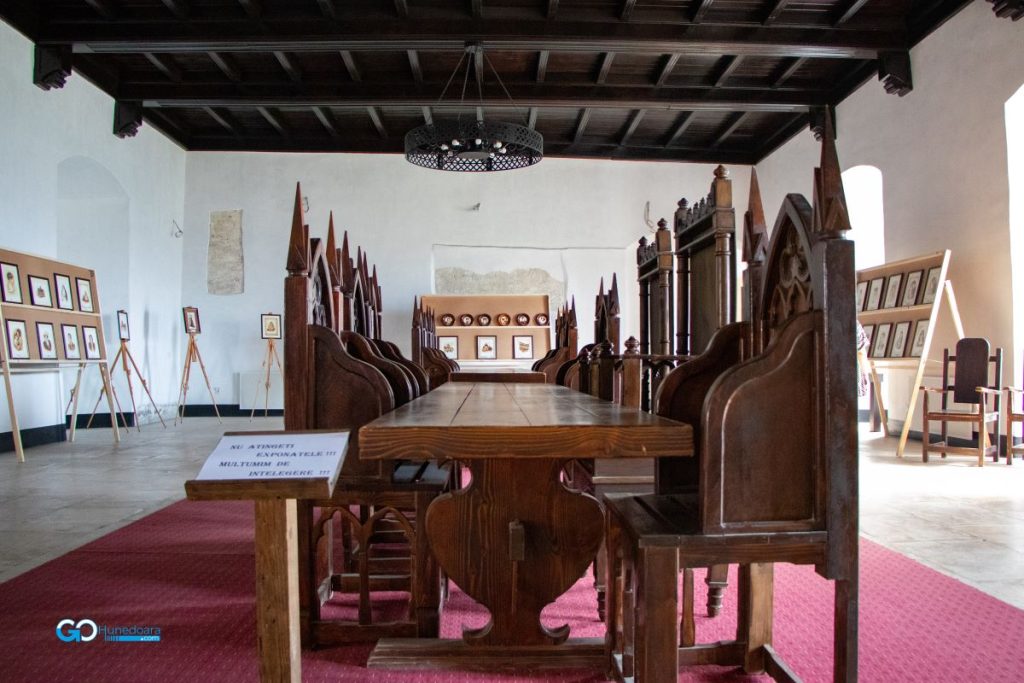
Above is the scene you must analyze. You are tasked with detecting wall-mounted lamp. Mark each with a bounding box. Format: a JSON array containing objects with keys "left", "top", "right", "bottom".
[{"left": 171, "top": 219, "right": 183, "bottom": 238}]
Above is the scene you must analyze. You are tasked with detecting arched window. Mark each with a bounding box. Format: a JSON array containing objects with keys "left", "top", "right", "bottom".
[
  {"left": 841, "top": 165, "right": 885, "bottom": 270},
  {"left": 1005, "top": 84, "right": 1024, "bottom": 432}
]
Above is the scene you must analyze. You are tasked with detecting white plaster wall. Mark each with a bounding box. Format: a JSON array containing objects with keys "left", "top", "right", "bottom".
[
  {"left": 183, "top": 153, "right": 749, "bottom": 403},
  {"left": 0, "top": 21, "right": 187, "bottom": 432},
  {"left": 756, "top": 2, "right": 1024, "bottom": 436}
]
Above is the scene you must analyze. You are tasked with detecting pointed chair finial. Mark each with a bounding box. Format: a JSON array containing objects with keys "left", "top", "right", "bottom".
[
  {"left": 326, "top": 212, "right": 341, "bottom": 286},
  {"left": 816, "top": 114, "right": 851, "bottom": 237},
  {"left": 743, "top": 168, "right": 769, "bottom": 265},
  {"left": 287, "top": 182, "right": 309, "bottom": 273}
]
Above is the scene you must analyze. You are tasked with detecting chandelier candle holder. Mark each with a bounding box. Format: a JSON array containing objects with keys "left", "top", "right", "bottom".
[{"left": 404, "top": 44, "right": 543, "bottom": 172}]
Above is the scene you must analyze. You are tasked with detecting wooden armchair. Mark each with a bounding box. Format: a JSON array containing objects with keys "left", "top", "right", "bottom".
[
  {"left": 285, "top": 190, "right": 448, "bottom": 646},
  {"left": 1006, "top": 364, "right": 1023, "bottom": 464},
  {"left": 921, "top": 338, "right": 1003, "bottom": 466},
  {"left": 605, "top": 125, "right": 858, "bottom": 682}
]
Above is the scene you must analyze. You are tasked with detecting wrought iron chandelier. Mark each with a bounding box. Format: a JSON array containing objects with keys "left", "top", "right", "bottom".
[{"left": 404, "top": 44, "right": 543, "bottom": 172}]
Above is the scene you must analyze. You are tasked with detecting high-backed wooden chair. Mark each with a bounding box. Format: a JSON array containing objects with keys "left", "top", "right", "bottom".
[
  {"left": 1006, "top": 363, "right": 1024, "bottom": 464},
  {"left": 533, "top": 299, "right": 579, "bottom": 381},
  {"left": 921, "top": 338, "right": 1003, "bottom": 466},
  {"left": 411, "top": 299, "right": 458, "bottom": 388},
  {"left": 285, "top": 189, "right": 448, "bottom": 646},
  {"left": 605, "top": 124, "right": 858, "bottom": 682}
]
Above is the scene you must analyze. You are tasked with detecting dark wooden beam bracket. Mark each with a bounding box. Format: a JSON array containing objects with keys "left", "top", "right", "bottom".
[
  {"left": 878, "top": 51, "right": 912, "bottom": 96},
  {"left": 808, "top": 105, "right": 836, "bottom": 140},
  {"left": 33, "top": 45, "right": 72, "bottom": 91},
  {"left": 113, "top": 100, "right": 143, "bottom": 138},
  {"left": 987, "top": 0, "right": 1024, "bottom": 20}
]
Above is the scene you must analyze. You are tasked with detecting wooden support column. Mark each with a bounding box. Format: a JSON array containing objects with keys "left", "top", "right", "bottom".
[{"left": 254, "top": 498, "right": 301, "bottom": 683}]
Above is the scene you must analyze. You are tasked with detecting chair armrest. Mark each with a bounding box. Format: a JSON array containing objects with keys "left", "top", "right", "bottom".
[
  {"left": 919, "top": 386, "right": 950, "bottom": 394},
  {"left": 976, "top": 387, "right": 1001, "bottom": 396},
  {"left": 1005, "top": 386, "right": 1024, "bottom": 395}
]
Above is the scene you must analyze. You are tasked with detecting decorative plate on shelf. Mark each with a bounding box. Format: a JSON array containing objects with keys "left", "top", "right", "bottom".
[
  {"left": 476, "top": 314, "right": 492, "bottom": 326},
  {"left": 458, "top": 313, "right": 474, "bottom": 326},
  {"left": 515, "top": 313, "right": 530, "bottom": 326},
  {"left": 440, "top": 313, "right": 456, "bottom": 326},
  {"left": 495, "top": 313, "right": 511, "bottom": 326},
  {"left": 535, "top": 313, "right": 549, "bottom": 326}
]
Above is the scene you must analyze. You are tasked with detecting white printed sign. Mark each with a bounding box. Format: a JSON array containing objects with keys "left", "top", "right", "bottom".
[{"left": 195, "top": 432, "right": 348, "bottom": 484}]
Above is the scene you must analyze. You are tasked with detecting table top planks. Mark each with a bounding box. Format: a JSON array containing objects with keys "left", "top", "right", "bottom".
[{"left": 359, "top": 383, "right": 692, "bottom": 461}]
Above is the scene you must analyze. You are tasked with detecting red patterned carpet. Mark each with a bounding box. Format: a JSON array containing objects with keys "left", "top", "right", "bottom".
[{"left": 1, "top": 500, "right": 1022, "bottom": 682}]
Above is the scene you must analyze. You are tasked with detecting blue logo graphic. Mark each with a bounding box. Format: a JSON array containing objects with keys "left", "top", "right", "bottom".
[
  {"left": 56, "top": 619, "right": 98, "bottom": 642},
  {"left": 56, "top": 618, "right": 161, "bottom": 643}
]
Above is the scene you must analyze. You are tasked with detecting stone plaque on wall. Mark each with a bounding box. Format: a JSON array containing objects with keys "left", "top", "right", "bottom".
[{"left": 207, "top": 210, "right": 244, "bottom": 295}]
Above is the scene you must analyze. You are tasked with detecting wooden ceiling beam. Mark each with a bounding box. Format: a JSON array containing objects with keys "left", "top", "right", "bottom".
[
  {"left": 238, "top": 0, "right": 262, "bottom": 20},
  {"left": 572, "top": 108, "right": 591, "bottom": 144},
  {"left": 407, "top": 50, "right": 423, "bottom": 84},
  {"left": 257, "top": 105, "right": 288, "bottom": 136},
  {"left": 313, "top": 106, "right": 340, "bottom": 138},
  {"left": 536, "top": 51, "right": 549, "bottom": 83},
  {"left": 664, "top": 111, "right": 694, "bottom": 147},
  {"left": 366, "top": 106, "right": 387, "bottom": 138},
  {"left": 655, "top": 54, "right": 680, "bottom": 87},
  {"left": 473, "top": 46, "right": 484, "bottom": 87},
  {"left": 340, "top": 50, "right": 362, "bottom": 82},
  {"left": 159, "top": 0, "right": 189, "bottom": 21},
  {"left": 691, "top": 0, "right": 715, "bottom": 23},
  {"left": 619, "top": 108, "right": 645, "bottom": 145},
  {"left": 144, "top": 52, "right": 182, "bottom": 82},
  {"left": 596, "top": 52, "right": 615, "bottom": 84},
  {"left": 712, "top": 111, "right": 749, "bottom": 146},
  {"left": 203, "top": 106, "right": 243, "bottom": 136},
  {"left": 471, "top": 0, "right": 483, "bottom": 20},
  {"left": 833, "top": 0, "right": 872, "bottom": 26},
  {"left": 546, "top": 0, "right": 559, "bottom": 20},
  {"left": 393, "top": 0, "right": 409, "bottom": 19},
  {"left": 713, "top": 55, "right": 742, "bottom": 87},
  {"left": 762, "top": 0, "right": 790, "bottom": 25},
  {"left": 316, "top": 0, "right": 337, "bottom": 20},
  {"left": 57, "top": 22, "right": 902, "bottom": 60},
  {"left": 421, "top": 106, "right": 433, "bottom": 124},
  {"left": 620, "top": 0, "right": 637, "bottom": 21},
  {"left": 273, "top": 51, "right": 302, "bottom": 82},
  {"left": 129, "top": 83, "right": 823, "bottom": 112},
  {"left": 527, "top": 107, "right": 538, "bottom": 129},
  {"left": 207, "top": 51, "right": 243, "bottom": 82},
  {"left": 770, "top": 56, "right": 805, "bottom": 87},
  {"left": 84, "top": 0, "right": 118, "bottom": 19}
]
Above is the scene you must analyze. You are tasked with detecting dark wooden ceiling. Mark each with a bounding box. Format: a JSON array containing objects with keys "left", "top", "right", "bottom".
[{"left": 0, "top": 0, "right": 977, "bottom": 164}]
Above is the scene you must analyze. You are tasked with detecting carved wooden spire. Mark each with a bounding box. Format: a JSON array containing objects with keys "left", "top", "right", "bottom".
[
  {"left": 609, "top": 273, "right": 620, "bottom": 314},
  {"left": 815, "top": 114, "right": 851, "bottom": 237},
  {"left": 287, "top": 182, "right": 309, "bottom": 273},
  {"left": 340, "top": 230, "right": 354, "bottom": 294},
  {"left": 743, "top": 168, "right": 769, "bottom": 265},
  {"left": 326, "top": 212, "right": 341, "bottom": 287}
]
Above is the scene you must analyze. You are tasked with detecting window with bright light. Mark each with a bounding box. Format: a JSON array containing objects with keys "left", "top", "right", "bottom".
[{"left": 842, "top": 165, "right": 885, "bottom": 270}]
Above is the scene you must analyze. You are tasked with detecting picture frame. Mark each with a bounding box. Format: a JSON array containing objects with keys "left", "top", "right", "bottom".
[
  {"left": 901, "top": 270, "right": 923, "bottom": 307},
  {"left": 82, "top": 325, "right": 101, "bottom": 360},
  {"left": 117, "top": 310, "right": 131, "bottom": 341},
  {"left": 36, "top": 322, "right": 57, "bottom": 360},
  {"left": 61, "top": 324, "right": 81, "bottom": 360},
  {"left": 855, "top": 281, "right": 868, "bottom": 312},
  {"left": 921, "top": 266, "right": 942, "bottom": 305},
  {"left": 475, "top": 335, "right": 497, "bottom": 360},
  {"left": 438, "top": 335, "right": 459, "bottom": 360},
  {"left": 28, "top": 275, "right": 53, "bottom": 308},
  {"left": 870, "top": 322, "right": 892, "bottom": 358},
  {"left": 182, "top": 306, "right": 201, "bottom": 334},
  {"left": 909, "top": 319, "right": 929, "bottom": 358},
  {"left": 76, "top": 277, "right": 95, "bottom": 313},
  {"left": 889, "top": 321, "right": 911, "bottom": 358},
  {"left": 882, "top": 273, "right": 903, "bottom": 309},
  {"left": 261, "top": 313, "right": 282, "bottom": 340},
  {"left": 865, "top": 277, "right": 884, "bottom": 311},
  {"left": 4, "top": 319, "right": 30, "bottom": 360},
  {"left": 513, "top": 335, "right": 534, "bottom": 360},
  {"left": 54, "top": 274, "right": 74, "bottom": 310},
  {"left": 861, "top": 324, "right": 875, "bottom": 351},
  {"left": 0, "top": 262, "right": 22, "bottom": 304}
]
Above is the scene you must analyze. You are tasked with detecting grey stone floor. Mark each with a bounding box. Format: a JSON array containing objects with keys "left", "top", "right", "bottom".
[{"left": 1, "top": 418, "right": 1022, "bottom": 609}]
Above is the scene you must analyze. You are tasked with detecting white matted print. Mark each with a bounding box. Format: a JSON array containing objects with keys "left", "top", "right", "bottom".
[
  {"left": 909, "top": 319, "right": 929, "bottom": 358},
  {"left": 261, "top": 313, "right": 282, "bottom": 340},
  {"left": 865, "top": 278, "right": 884, "bottom": 311},
  {"left": 870, "top": 323, "right": 892, "bottom": 358},
  {"left": 901, "top": 270, "right": 923, "bottom": 307},
  {"left": 475, "top": 335, "right": 497, "bottom": 360},
  {"left": 5, "top": 319, "right": 29, "bottom": 360},
  {"left": 1, "top": 262, "right": 22, "bottom": 304},
  {"left": 61, "top": 324, "right": 81, "bottom": 360},
  {"left": 55, "top": 274, "right": 74, "bottom": 310},
  {"left": 36, "top": 322, "right": 57, "bottom": 360},
  {"left": 82, "top": 326, "right": 101, "bottom": 360},
  {"left": 76, "top": 277, "right": 95, "bottom": 313},
  {"left": 855, "top": 281, "right": 868, "bottom": 312},
  {"left": 117, "top": 310, "right": 131, "bottom": 341},
  {"left": 28, "top": 275, "right": 53, "bottom": 307},
  {"left": 889, "top": 321, "right": 911, "bottom": 358},
  {"left": 438, "top": 336, "right": 459, "bottom": 360},
  {"left": 882, "top": 273, "right": 902, "bottom": 309},
  {"left": 921, "top": 267, "right": 942, "bottom": 305},
  {"left": 513, "top": 335, "right": 534, "bottom": 359}
]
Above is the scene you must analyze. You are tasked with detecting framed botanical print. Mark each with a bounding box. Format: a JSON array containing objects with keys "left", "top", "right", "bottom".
[
  {"left": 0, "top": 262, "right": 22, "bottom": 303},
  {"left": 861, "top": 324, "right": 875, "bottom": 351},
  {"left": 82, "top": 325, "right": 101, "bottom": 360},
  {"left": 261, "top": 313, "right": 282, "bottom": 339},
  {"left": 438, "top": 335, "right": 459, "bottom": 360},
  {"left": 182, "top": 306, "right": 201, "bottom": 334},
  {"left": 882, "top": 273, "right": 902, "bottom": 309},
  {"left": 76, "top": 277, "right": 95, "bottom": 313},
  {"left": 61, "top": 324, "right": 81, "bottom": 360},
  {"left": 901, "top": 270, "right": 923, "bottom": 307},
  {"left": 889, "top": 321, "right": 911, "bottom": 358},
  {"left": 870, "top": 322, "right": 892, "bottom": 358},
  {"left": 855, "top": 281, "right": 868, "bottom": 312},
  {"left": 909, "top": 319, "right": 929, "bottom": 358},
  {"left": 117, "top": 310, "right": 131, "bottom": 341},
  {"left": 4, "top": 319, "right": 30, "bottom": 360},
  {"left": 28, "top": 275, "right": 53, "bottom": 307},
  {"left": 513, "top": 335, "right": 534, "bottom": 359},
  {"left": 865, "top": 278, "right": 884, "bottom": 311},
  {"left": 475, "top": 335, "right": 497, "bottom": 360},
  {"left": 36, "top": 322, "right": 58, "bottom": 360},
  {"left": 921, "top": 267, "right": 942, "bottom": 305},
  {"left": 54, "top": 274, "right": 74, "bottom": 310}
]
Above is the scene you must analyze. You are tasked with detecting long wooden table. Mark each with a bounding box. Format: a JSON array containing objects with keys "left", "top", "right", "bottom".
[{"left": 359, "top": 382, "right": 692, "bottom": 670}]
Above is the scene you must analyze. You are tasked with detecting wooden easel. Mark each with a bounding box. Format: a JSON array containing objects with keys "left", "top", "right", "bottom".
[
  {"left": 62, "top": 362, "right": 121, "bottom": 447},
  {"left": 175, "top": 333, "right": 221, "bottom": 425},
  {"left": 249, "top": 337, "right": 283, "bottom": 421},
  {"left": 86, "top": 339, "right": 167, "bottom": 431}
]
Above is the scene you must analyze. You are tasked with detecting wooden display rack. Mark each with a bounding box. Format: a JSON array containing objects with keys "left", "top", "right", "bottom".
[
  {"left": 0, "top": 248, "right": 119, "bottom": 462},
  {"left": 856, "top": 250, "right": 964, "bottom": 458},
  {"left": 420, "top": 294, "right": 551, "bottom": 363}
]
